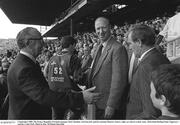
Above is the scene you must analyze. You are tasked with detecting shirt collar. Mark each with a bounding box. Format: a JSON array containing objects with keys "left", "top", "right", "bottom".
[
  {"left": 139, "top": 47, "right": 155, "bottom": 62},
  {"left": 20, "top": 50, "right": 36, "bottom": 64},
  {"left": 102, "top": 36, "right": 111, "bottom": 48}
]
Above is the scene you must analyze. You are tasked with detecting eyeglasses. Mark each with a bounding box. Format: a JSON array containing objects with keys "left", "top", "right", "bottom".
[
  {"left": 27, "top": 37, "right": 44, "bottom": 45},
  {"left": 28, "top": 37, "right": 43, "bottom": 41}
]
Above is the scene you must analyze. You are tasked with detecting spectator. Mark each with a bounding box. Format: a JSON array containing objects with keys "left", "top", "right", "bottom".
[
  {"left": 150, "top": 64, "right": 180, "bottom": 120},
  {"left": 0, "top": 61, "right": 9, "bottom": 107},
  {"left": 47, "top": 36, "right": 83, "bottom": 119},
  {"left": 156, "top": 5, "right": 180, "bottom": 57},
  {"left": 126, "top": 24, "right": 170, "bottom": 119},
  {"left": 88, "top": 17, "right": 128, "bottom": 119},
  {"left": 81, "top": 46, "right": 93, "bottom": 73}
]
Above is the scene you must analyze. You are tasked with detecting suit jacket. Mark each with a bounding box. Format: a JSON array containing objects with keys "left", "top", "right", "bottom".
[
  {"left": 126, "top": 48, "right": 170, "bottom": 119},
  {"left": 7, "top": 54, "right": 84, "bottom": 120},
  {"left": 89, "top": 37, "right": 128, "bottom": 110}
]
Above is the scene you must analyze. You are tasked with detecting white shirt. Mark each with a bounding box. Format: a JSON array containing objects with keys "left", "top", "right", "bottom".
[
  {"left": 159, "top": 13, "right": 180, "bottom": 41},
  {"left": 20, "top": 50, "right": 36, "bottom": 64},
  {"left": 128, "top": 52, "right": 136, "bottom": 83}
]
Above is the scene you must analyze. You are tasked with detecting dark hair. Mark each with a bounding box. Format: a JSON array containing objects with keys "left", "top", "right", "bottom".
[
  {"left": 151, "top": 64, "right": 180, "bottom": 115},
  {"left": 176, "top": 5, "right": 180, "bottom": 13},
  {"left": 129, "top": 24, "right": 156, "bottom": 46},
  {"left": 61, "top": 36, "right": 77, "bottom": 49},
  {"left": 6, "top": 50, "right": 12, "bottom": 58}
]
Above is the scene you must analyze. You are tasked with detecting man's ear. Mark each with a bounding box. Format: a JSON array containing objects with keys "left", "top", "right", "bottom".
[
  {"left": 160, "top": 95, "right": 167, "bottom": 106},
  {"left": 137, "top": 39, "right": 142, "bottom": 47},
  {"left": 25, "top": 39, "right": 30, "bottom": 46}
]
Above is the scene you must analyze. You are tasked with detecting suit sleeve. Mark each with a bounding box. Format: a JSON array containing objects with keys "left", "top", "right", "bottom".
[
  {"left": 18, "top": 66, "right": 84, "bottom": 109},
  {"left": 107, "top": 45, "right": 128, "bottom": 108},
  {"left": 136, "top": 66, "right": 160, "bottom": 119}
]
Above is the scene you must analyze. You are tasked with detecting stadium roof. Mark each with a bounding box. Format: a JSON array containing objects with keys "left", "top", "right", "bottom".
[
  {"left": 43, "top": 0, "right": 170, "bottom": 37},
  {"left": 43, "top": 0, "right": 115, "bottom": 37},
  {"left": 0, "top": 0, "right": 72, "bottom": 26},
  {"left": 0, "top": 0, "right": 143, "bottom": 26},
  {"left": 0, "top": 0, "right": 174, "bottom": 37}
]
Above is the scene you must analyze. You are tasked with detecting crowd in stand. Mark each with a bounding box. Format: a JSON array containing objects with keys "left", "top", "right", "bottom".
[
  {"left": 1, "top": 11, "right": 180, "bottom": 119},
  {"left": 0, "top": 14, "right": 171, "bottom": 106},
  {"left": 0, "top": 14, "right": 171, "bottom": 70}
]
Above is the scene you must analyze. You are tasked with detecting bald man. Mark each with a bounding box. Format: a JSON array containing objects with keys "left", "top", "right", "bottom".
[
  {"left": 88, "top": 17, "right": 128, "bottom": 119},
  {"left": 7, "top": 27, "right": 101, "bottom": 119}
]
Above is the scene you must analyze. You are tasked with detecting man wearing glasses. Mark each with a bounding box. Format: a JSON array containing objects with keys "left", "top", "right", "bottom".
[{"left": 7, "top": 27, "right": 101, "bottom": 120}]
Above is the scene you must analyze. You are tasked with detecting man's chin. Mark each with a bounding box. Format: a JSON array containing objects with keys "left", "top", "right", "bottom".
[{"left": 99, "top": 37, "right": 105, "bottom": 41}]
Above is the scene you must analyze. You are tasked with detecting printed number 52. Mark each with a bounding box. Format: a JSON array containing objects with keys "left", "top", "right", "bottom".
[{"left": 54, "top": 67, "right": 62, "bottom": 75}]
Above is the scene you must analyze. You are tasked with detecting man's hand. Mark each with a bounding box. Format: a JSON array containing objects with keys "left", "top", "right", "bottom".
[
  {"left": 104, "top": 106, "right": 115, "bottom": 119},
  {"left": 82, "top": 86, "right": 101, "bottom": 104}
]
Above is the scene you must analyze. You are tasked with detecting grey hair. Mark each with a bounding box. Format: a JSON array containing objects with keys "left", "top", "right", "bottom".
[{"left": 16, "top": 27, "right": 40, "bottom": 49}]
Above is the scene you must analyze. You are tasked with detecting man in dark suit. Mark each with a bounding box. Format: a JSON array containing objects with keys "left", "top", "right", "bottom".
[
  {"left": 126, "top": 24, "right": 171, "bottom": 119},
  {"left": 81, "top": 46, "right": 92, "bottom": 73},
  {"left": 88, "top": 17, "right": 128, "bottom": 119},
  {"left": 7, "top": 27, "right": 101, "bottom": 120}
]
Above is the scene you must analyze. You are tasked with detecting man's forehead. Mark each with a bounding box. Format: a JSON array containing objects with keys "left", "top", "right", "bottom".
[
  {"left": 32, "top": 34, "right": 41, "bottom": 38},
  {"left": 25, "top": 30, "right": 41, "bottom": 39},
  {"left": 95, "top": 18, "right": 109, "bottom": 26}
]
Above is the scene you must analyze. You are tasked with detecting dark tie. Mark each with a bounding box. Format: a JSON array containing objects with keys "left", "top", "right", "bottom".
[{"left": 91, "top": 44, "right": 103, "bottom": 76}]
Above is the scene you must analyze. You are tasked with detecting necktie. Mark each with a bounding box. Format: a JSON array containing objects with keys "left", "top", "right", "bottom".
[{"left": 92, "top": 44, "right": 103, "bottom": 71}]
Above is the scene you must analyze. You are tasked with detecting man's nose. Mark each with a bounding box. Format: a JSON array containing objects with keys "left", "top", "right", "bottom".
[
  {"left": 99, "top": 28, "right": 103, "bottom": 34},
  {"left": 128, "top": 45, "right": 132, "bottom": 50}
]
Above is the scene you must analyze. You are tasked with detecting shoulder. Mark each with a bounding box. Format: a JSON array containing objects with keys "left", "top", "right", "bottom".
[
  {"left": 111, "top": 41, "right": 127, "bottom": 54},
  {"left": 142, "top": 49, "right": 169, "bottom": 63},
  {"left": 148, "top": 49, "right": 170, "bottom": 65},
  {"left": 140, "top": 51, "right": 170, "bottom": 74},
  {"left": 110, "top": 38, "right": 124, "bottom": 49},
  {"left": 10, "top": 54, "right": 33, "bottom": 70}
]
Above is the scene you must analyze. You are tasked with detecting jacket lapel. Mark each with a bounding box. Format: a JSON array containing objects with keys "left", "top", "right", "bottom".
[
  {"left": 92, "top": 39, "right": 113, "bottom": 79},
  {"left": 88, "top": 44, "right": 101, "bottom": 84}
]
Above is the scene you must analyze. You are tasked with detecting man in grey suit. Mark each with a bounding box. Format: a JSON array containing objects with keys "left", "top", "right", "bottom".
[
  {"left": 89, "top": 17, "right": 128, "bottom": 119},
  {"left": 126, "top": 24, "right": 170, "bottom": 119}
]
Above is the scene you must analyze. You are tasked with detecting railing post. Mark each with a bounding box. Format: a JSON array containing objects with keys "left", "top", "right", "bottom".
[
  {"left": 87, "top": 104, "right": 96, "bottom": 120},
  {"left": 173, "top": 40, "right": 176, "bottom": 57}
]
